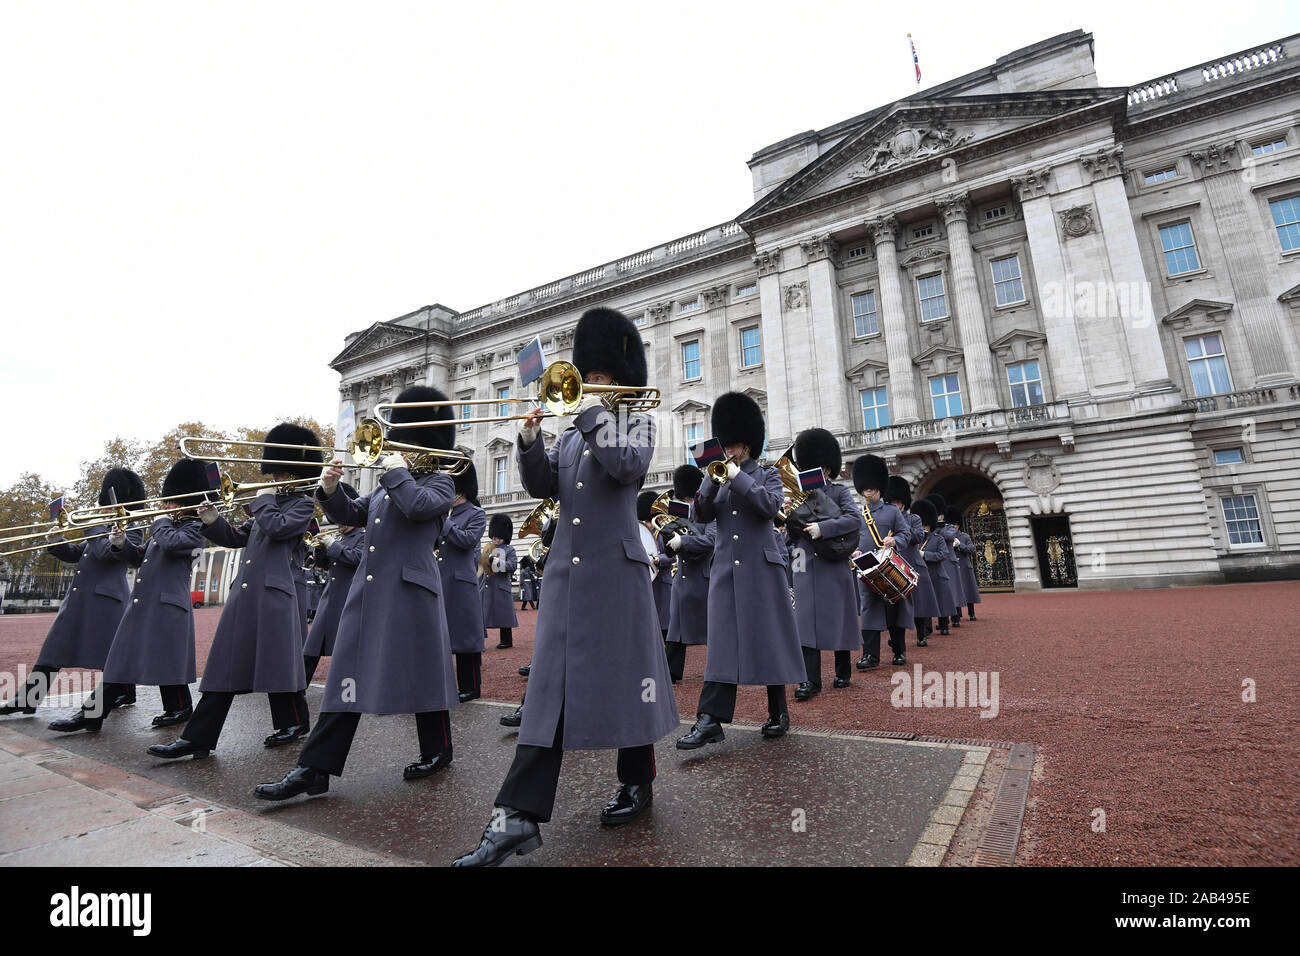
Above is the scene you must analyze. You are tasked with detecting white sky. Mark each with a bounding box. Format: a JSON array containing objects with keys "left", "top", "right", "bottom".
[{"left": 3, "top": 0, "right": 1297, "bottom": 490}]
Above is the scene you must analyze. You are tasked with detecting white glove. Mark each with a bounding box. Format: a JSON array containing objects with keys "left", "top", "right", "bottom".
[
  {"left": 255, "top": 486, "right": 276, "bottom": 499},
  {"left": 381, "top": 452, "right": 406, "bottom": 472},
  {"left": 198, "top": 503, "right": 220, "bottom": 526},
  {"left": 519, "top": 420, "right": 541, "bottom": 448},
  {"left": 668, "top": 533, "right": 683, "bottom": 553},
  {"left": 575, "top": 394, "right": 605, "bottom": 417},
  {"left": 725, "top": 459, "right": 740, "bottom": 480},
  {"left": 491, "top": 552, "right": 507, "bottom": 573},
  {"left": 806, "top": 522, "right": 822, "bottom": 540},
  {"left": 108, "top": 528, "right": 126, "bottom": 549},
  {"left": 319, "top": 466, "right": 340, "bottom": 496}
]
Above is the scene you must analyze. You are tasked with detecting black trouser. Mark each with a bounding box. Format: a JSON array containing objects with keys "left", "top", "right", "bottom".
[
  {"left": 861, "top": 628, "right": 907, "bottom": 659},
  {"left": 456, "top": 652, "right": 482, "bottom": 696},
  {"left": 10, "top": 665, "right": 57, "bottom": 709},
  {"left": 801, "top": 646, "right": 821, "bottom": 689},
  {"left": 78, "top": 681, "right": 188, "bottom": 719},
  {"left": 968, "top": 602, "right": 977, "bottom": 617},
  {"left": 497, "top": 627, "right": 513, "bottom": 648},
  {"left": 496, "top": 708, "right": 653, "bottom": 823},
  {"left": 697, "top": 681, "right": 787, "bottom": 723},
  {"left": 304, "top": 655, "right": 320, "bottom": 684},
  {"left": 953, "top": 604, "right": 962, "bottom": 620},
  {"left": 182, "top": 690, "right": 310, "bottom": 749},
  {"left": 664, "top": 641, "right": 686, "bottom": 682},
  {"left": 299, "top": 709, "right": 451, "bottom": 777}
]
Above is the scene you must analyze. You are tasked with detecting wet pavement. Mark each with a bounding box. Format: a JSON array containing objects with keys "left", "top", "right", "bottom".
[{"left": 2, "top": 685, "right": 981, "bottom": 866}]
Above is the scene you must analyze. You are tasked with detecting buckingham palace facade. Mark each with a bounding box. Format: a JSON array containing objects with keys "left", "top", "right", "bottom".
[{"left": 329, "top": 29, "right": 1300, "bottom": 591}]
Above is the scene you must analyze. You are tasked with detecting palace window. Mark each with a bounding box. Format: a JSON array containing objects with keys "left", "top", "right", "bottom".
[
  {"left": 929, "top": 374, "right": 963, "bottom": 418},
  {"left": 845, "top": 244, "right": 871, "bottom": 259},
  {"left": 459, "top": 396, "right": 474, "bottom": 430},
  {"left": 633, "top": 313, "right": 648, "bottom": 326},
  {"left": 912, "top": 223, "right": 935, "bottom": 240},
  {"left": 682, "top": 340, "right": 701, "bottom": 381},
  {"left": 494, "top": 456, "right": 509, "bottom": 495},
  {"left": 859, "top": 388, "right": 890, "bottom": 430},
  {"left": 736, "top": 282, "right": 758, "bottom": 297},
  {"left": 1220, "top": 494, "right": 1263, "bottom": 545},
  {"left": 1144, "top": 167, "right": 1178, "bottom": 185},
  {"left": 1007, "top": 360, "right": 1044, "bottom": 407},
  {"left": 496, "top": 385, "right": 511, "bottom": 417},
  {"left": 740, "top": 326, "right": 762, "bottom": 368},
  {"left": 1251, "top": 139, "right": 1287, "bottom": 156},
  {"left": 1184, "top": 333, "right": 1232, "bottom": 397},
  {"left": 1213, "top": 447, "right": 1245, "bottom": 466},
  {"left": 990, "top": 255, "right": 1026, "bottom": 306},
  {"left": 917, "top": 273, "right": 949, "bottom": 321},
  {"left": 983, "top": 204, "right": 1009, "bottom": 222},
  {"left": 851, "top": 291, "right": 879, "bottom": 337},
  {"left": 680, "top": 299, "right": 701, "bottom": 313},
  {"left": 684, "top": 422, "right": 703, "bottom": 465},
  {"left": 1158, "top": 221, "right": 1201, "bottom": 276},
  {"left": 1268, "top": 196, "right": 1300, "bottom": 252}
]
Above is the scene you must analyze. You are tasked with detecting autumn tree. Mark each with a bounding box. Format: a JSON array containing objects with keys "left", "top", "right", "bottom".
[{"left": 0, "top": 471, "right": 66, "bottom": 588}]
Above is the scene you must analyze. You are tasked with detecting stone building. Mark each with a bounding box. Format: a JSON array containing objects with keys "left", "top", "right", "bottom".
[{"left": 329, "top": 29, "right": 1300, "bottom": 591}]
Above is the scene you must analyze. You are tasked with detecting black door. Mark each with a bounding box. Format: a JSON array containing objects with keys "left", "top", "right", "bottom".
[{"left": 1031, "top": 516, "right": 1077, "bottom": 588}]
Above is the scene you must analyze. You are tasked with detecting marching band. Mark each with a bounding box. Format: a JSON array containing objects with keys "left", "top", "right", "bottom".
[{"left": 0, "top": 304, "right": 984, "bottom": 866}]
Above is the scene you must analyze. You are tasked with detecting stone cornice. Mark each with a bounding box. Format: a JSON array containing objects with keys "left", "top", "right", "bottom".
[{"left": 1122, "top": 71, "right": 1300, "bottom": 139}]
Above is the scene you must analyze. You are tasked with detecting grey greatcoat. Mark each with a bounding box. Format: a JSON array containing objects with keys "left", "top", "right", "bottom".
[
  {"left": 102, "top": 517, "right": 203, "bottom": 686},
  {"left": 940, "top": 523, "right": 965, "bottom": 610},
  {"left": 37, "top": 525, "right": 146, "bottom": 670},
  {"left": 857, "top": 498, "right": 916, "bottom": 630},
  {"left": 902, "top": 512, "right": 939, "bottom": 619},
  {"left": 514, "top": 405, "right": 679, "bottom": 751},
  {"left": 789, "top": 482, "right": 864, "bottom": 652},
  {"left": 437, "top": 500, "right": 487, "bottom": 654},
  {"left": 696, "top": 459, "right": 806, "bottom": 686},
  {"left": 199, "top": 493, "right": 315, "bottom": 693},
  {"left": 955, "top": 531, "right": 982, "bottom": 605},
  {"left": 481, "top": 544, "right": 519, "bottom": 629},
  {"left": 650, "top": 541, "right": 673, "bottom": 632},
  {"left": 302, "top": 527, "right": 364, "bottom": 659},
  {"left": 923, "top": 529, "right": 957, "bottom": 617},
  {"left": 519, "top": 567, "right": 540, "bottom": 604},
  {"left": 666, "top": 517, "right": 715, "bottom": 646},
  {"left": 317, "top": 469, "right": 459, "bottom": 714}
]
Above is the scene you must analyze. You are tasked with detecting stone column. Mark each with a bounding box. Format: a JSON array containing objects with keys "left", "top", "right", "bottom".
[
  {"left": 1191, "top": 141, "right": 1300, "bottom": 385},
  {"left": 755, "top": 249, "right": 792, "bottom": 445},
  {"left": 867, "top": 216, "right": 921, "bottom": 423},
  {"left": 801, "top": 235, "right": 851, "bottom": 434},
  {"left": 1012, "top": 167, "right": 1091, "bottom": 400},
  {"left": 937, "top": 193, "right": 1001, "bottom": 412}
]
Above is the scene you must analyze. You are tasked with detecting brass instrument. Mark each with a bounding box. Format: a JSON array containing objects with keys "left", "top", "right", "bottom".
[
  {"left": 374, "top": 359, "right": 660, "bottom": 428},
  {"left": 772, "top": 446, "right": 807, "bottom": 522},
  {"left": 528, "top": 536, "right": 549, "bottom": 567},
  {"left": 706, "top": 456, "right": 737, "bottom": 485},
  {"left": 0, "top": 510, "right": 86, "bottom": 547},
  {"left": 478, "top": 540, "right": 497, "bottom": 577},
  {"left": 305, "top": 526, "right": 341, "bottom": 549},
  {"left": 345, "top": 420, "right": 472, "bottom": 475},
  {"left": 519, "top": 498, "right": 558, "bottom": 539},
  {"left": 0, "top": 521, "right": 150, "bottom": 558}
]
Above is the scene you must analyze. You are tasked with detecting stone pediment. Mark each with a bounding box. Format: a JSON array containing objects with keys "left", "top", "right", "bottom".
[
  {"left": 844, "top": 357, "right": 889, "bottom": 381},
  {"left": 1161, "top": 299, "right": 1233, "bottom": 329},
  {"left": 739, "top": 89, "right": 1126, "bottom": 227},
  {"left": 901, "top": 244, "right": 949, "bottom": 266},
  {"left": 485, "top": 437, "right": 514, "bottom": 453},
  {"left": 1279, "top": 283, "right": 1300, "bottom": 304},
  {"left": 330, "top": 322, "right": 426, "bottom": 368},
  {"left": 672, "top": 399, "right": 712, "bottom": 414},
  {"left": 989, "top": 328, "right": 1048, "bottom": 362},
  {"left": 912, "top": 344, "right": 965, "bottom": 375}
]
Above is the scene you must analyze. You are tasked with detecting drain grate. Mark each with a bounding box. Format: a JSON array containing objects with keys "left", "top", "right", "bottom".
[{"left": 973, "top": 742, "right": 1035, "bottom": 866}]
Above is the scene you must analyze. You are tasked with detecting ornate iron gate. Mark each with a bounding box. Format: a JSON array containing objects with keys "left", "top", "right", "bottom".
[
  {"left": 1032, "top": 516, "right": 1078, "bottom": 588},
  {"left": 964, "top": 500, "right": 1015, "bottom": 591}
]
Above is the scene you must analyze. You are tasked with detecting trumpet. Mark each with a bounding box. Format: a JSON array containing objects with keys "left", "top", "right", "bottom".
[
  {"left": 305, "top": 526, "right": 341, "bottom": 549},
  {"left": 707, "top": 456, "right": 737, "bottom": 485},
  {"left": 373, "top": 360, "right": 661, "bottom": 429}
]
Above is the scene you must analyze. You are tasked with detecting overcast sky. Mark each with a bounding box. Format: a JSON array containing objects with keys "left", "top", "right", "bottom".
[{"left": 3, "top": 0, "right": 1297, "bottom": 491}]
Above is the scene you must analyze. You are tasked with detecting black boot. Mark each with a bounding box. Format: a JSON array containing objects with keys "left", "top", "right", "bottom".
[
  {"left": 264, "top": 723, "right": 310, "bottom": 748},
  {"left": 152, "top": 707, "right": 193, "bottom": 728},
  {"left": 499, "top": 701, "right": 524, "bottom": 728},
  {"left": 451, "top": 807, "right": 542, "bottom": 867},
  {"left": 147, "top": 738, "right": 211, "bottom": 760},
  {"left": 600, "top": 783, "right": 652, "bottom": 826},
  {"left": 254, "top": 765, "right": 330, "bottom": 801},
  {"left": 403, "top": 749, "right": 453, "bottom": 779},
  {"left": 676, "top": 714, "right": 724, "bottom": 750},
  {"left": 794, "top": 681, "right": 819, "bottom": 701},
  {"left": 48, "top": 712, "right": 103, "bottom": 733},
  {"left": 761, "top": 712, "right": 790, "bottom": 738}
]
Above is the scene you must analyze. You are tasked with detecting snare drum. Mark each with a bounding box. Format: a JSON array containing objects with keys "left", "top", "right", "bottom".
[{"left": 853, "top": 547, "right": 920, "bottom": 604}]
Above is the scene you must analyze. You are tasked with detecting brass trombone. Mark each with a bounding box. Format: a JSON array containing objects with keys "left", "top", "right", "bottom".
[
  {"left": 178, "top": 433, "right": 471, "bottom": 477},
  {"left": 346, "top": 420, "right": 472, "bottom": 475},
  {"left": 0, "top": 510, "right": 86, "bottom": 547},
  {"left": 0, "top": 522, "right": 149, "bottom": 559},
  {"left": 373, "top": 360, "right": 660, "bottom": 428}
]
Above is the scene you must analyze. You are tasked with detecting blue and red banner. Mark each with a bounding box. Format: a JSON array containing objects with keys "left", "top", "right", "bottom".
[
  {"left": 48, "top": 496, "right": 64, "bottom": 519},
  {"left": 797, "top": 468, "right": 826, "bottom": 493},
  {"left": 517, "top": 336, "right": 545, "bottom": 388},
  {"left": 691, "top": 438, "right": 725, "bottom": 467},
  {"left": 667, "top": 500, "right": 691, "bottom": 518}
]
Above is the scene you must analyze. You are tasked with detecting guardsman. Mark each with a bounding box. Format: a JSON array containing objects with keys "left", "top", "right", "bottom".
[
  {"left": 482, "top": 514, "right": 519, "bottom": 648},
  {"left": 927, "top": 493, "right": 964, "bottom": 629},
  {"left": 883, "top": 475, "right": 938, "bottom": 650},
  {"left": 637, "top": 490, "right": 674, "bottom": 640},
  {"left": 439, "top": 463, "right": 488, "bottom": 702},
  {"left": 676, "top": 392, "right": 805, "bottom": 751},
  {"left": 915, "top": 498, "right": 954, "bottom": 637},
  {"left": 453, "top": 306, "right": 678, "bottom": 866},
  {"left": 255, "top": 386, "right": 461, "bottom": 799},
  {"left": 2, "top": 468, "right": 146, "bottom": 717},
  {"left": 950, "top": 516, "right": 982, "bottom": 621},
  {"left": 302, "top": 483, "right": 364, "bottom": 684},
  {"left": 148, "top": 423, "right": 321, "bottom": 760},
  {"left": 853, "top": 455, "right": 914, "bottom": 669},
  {"left": 663, "top": 464, "right": 714, "bottom": 684},
  {"left": 519, "top": 556, "right": 539, "bottom": 610},
  {"left": 785, "top": 429, "right": 863, "bottom": 698},
  {"left": 52, "top": 460, "right": 211, "bottom": 732}
]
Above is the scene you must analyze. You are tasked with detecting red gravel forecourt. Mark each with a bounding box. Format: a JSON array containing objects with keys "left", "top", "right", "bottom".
[{"left": 2, "top": 580, "right": 1296, "bottom": 866}]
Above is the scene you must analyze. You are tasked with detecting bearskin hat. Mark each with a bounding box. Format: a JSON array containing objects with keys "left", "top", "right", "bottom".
[
  {"left": 338, "top": 481, "right": 360, "bottom": 500},
  {"left": 520, "top": 555, "right": 534, "bottom": 570},
  {"left": 852, "top": 455, "right": 889, "bottom": 494},
  {"left": 910, "top": 498, "right": 937, "bottom": 529},
  {"left": 99, "top": 468, "right": 146, "bottom": 510},
  {"left": 886, "top": 475, "right": 912, "bottom": 508},
  {"left": 636, "top": 490, "right": 659, "bottom": 522},
  {"left": 572, "top": 307, "right": 647, "bottom": 387},
  {"left": 672, "top": 463, "right": 703, "bottom": 499},
  {"left": 793, "top": 428, "right": 842, "bottom": 480},
  {"left": 162, "top": 459, "right": 214, "bottom": 502},
  {"left": 488, "top": 513, "right": 513, "bottom": 544},
  {"left": 261, "top": 423, "right": 323, "bottom": 480},
  {"left": 453, "top": 461, "right": 479, "bottom": 506},
  {"left": 711, "top": 392, "right": 765, "bottom": 456},
  {"left": 925, "top": 492, "right": 948, "bottom": 520},
  {"left": 386, "top": 386, "right": 454, "bottom": 452}
]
